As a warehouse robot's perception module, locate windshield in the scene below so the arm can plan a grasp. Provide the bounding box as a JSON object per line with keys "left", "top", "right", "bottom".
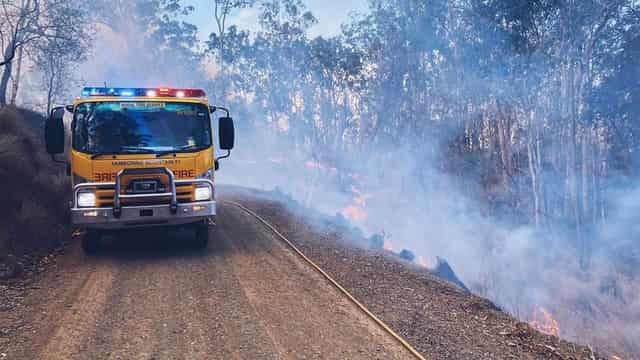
{"left": 72, "top": 101, "right": 212, "bottom": 155}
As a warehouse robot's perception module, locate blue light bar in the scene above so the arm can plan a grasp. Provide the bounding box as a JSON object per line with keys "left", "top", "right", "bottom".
{"left": 79, "top": 87, "right": 206, "bottom": 98}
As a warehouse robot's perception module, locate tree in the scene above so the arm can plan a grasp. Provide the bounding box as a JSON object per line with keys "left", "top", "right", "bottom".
{"left": 8, "top": 46, "right": 23, "bottom": 104}
{"left": 0, "top": 0, "right": 91, "bottom": 106}
{"left": 33, "top": 35, "right": 88, "bottom": 113}
{"left": 211, "top": 0, "right": 255, "bottom": 76}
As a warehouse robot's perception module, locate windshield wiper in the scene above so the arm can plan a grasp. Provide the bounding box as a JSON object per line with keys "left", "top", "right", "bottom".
{"left": 156, "top": 145, "right": 200, "bottom": 158}
{"left": 90, "top": 148, "right": 156, "bottom": 159}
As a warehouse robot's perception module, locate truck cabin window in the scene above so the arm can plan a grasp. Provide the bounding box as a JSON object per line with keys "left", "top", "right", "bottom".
{"left": 72, "top": 102, "right": 212, "bottom": 155}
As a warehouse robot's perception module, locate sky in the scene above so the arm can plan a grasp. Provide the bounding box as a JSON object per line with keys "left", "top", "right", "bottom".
{"left": 187, "top": 0, "right": 369, "bottom": 39}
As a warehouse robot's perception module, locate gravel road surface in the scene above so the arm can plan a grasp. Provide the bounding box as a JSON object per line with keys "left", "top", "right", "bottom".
{"left": 0, "top": 199, "right": 413, "bottom": 359}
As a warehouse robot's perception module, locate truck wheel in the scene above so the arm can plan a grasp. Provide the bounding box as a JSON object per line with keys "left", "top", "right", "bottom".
{"left": 82, "top": 230, "right": 101, "bottom": 255}
{"left": 194, "top": 224, "right": 209, "bottom": 249}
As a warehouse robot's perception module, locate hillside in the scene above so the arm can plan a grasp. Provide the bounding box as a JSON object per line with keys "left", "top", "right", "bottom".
{"left": 0, "top": 107, "right": 69, "bottom": 279}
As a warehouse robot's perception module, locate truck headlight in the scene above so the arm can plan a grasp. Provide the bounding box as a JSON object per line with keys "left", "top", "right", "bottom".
{"left": 77, "top": 191, "right": 96, "bottom": 208}
{"left": 194, "top": 186, "right": 212, "bottom": 201}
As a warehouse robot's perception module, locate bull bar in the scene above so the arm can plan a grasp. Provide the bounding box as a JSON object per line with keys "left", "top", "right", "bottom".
{"left": 71, "top": 167, "right": 216, "bottom": 229}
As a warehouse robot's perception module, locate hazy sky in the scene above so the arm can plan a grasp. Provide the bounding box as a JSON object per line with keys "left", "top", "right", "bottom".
{"left": 187, "top": 0, "right": 369, "bottom": 39}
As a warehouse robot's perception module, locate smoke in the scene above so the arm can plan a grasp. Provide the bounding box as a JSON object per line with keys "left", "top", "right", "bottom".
{"left": 76, "top": 3, "right": 205, "bottom": 91}
{"left": 212, "top": 51, "right": 640, "bottom": 354}
{"left": 48, "top": 1, "right": 638, "bottom": 356}
{"left": 219, "top": 112, "right": 639, "bottom": 355}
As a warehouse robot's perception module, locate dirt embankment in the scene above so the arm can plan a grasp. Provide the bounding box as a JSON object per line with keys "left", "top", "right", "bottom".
{"left": 226, "top": 187, "right": 607, "bottom": 360}
{"left": 0, "top": 106, "right": 70, "bottom": 279}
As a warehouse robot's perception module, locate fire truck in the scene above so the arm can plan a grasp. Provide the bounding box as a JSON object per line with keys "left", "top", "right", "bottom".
{"left": 44, "top": 87, "right": 235, "bottom": 253}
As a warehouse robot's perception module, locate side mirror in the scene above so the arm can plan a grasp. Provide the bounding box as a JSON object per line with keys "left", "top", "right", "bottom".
{"left": 45, "top": 106, "right": 65, "bottom": 155}
{"left": 219, "top": 117, "right": 235, "bottom": 150}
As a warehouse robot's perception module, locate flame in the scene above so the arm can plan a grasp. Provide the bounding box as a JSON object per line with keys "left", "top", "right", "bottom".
{"left": 340, "top": 185, "right": 372, "bottom": 222}
{"left": 417, "top": 256, "right": 428, "bottom": 268}
{"left": 529, "top": 306, "right": 560, "bottom": 337}
{"left": 341, "top": 205, "right": 368, "bottom": 222}
{"left": 610, "top": 356, "right": 623, "bottom": 360}
{"left": 354, "top": 196, "right": 367, "bottom": 205}
{"left": 383, "top": 239, "right": 394, "bottom": 251}
{"left": 350, "top": 185, "right": 372, "bottom": 206}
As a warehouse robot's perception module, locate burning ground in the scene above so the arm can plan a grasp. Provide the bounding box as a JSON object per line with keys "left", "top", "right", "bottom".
{"left": 223, "top": 186, "right": 607, "bottom": 360}
{"left": 222, "top": 154, "right": 638, "bottom": 359}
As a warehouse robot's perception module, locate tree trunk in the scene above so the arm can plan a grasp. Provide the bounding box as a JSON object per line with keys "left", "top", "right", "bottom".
{"left": 46, "top": 65, "right": 56, "bottom": 115}
{"left": 9, "top": 47, "right": 24, "bottom": 105}
{"left": 527, "top": 110, "right": 544, "bottom": 228}
{"left": 495, "top": 100, "right": 513, "bottom": 194}
{"left": 568, "top": 62, "right": 585, "bottom": 268}
{"left": 0, "top": 45, "right": 14, "bottom": 106}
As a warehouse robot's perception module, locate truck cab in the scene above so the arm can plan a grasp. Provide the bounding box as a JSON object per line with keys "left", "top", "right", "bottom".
{"left": 44, "top": 87, "right": 235, "bottom": 253}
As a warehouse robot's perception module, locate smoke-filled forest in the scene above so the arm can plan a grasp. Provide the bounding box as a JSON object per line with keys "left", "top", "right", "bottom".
{"left": 1, "top": 0, "right": 639, "bottom": 357}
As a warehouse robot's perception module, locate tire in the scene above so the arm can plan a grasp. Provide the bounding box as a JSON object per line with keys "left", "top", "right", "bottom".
{"left": 82, "top": 230, "right": 101, "bottom": 255}
{"left": 194, "top": 223, "right": 210, "bottom": 249}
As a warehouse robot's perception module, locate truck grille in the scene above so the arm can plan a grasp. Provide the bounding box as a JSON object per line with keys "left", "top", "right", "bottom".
{"left": 95, "top": 184, "right": 195, "bottom": 208}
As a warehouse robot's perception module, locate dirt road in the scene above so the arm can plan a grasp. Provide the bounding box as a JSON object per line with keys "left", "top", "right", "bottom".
{"left": 0, "top": 200, "right": 414, "bottom": 359}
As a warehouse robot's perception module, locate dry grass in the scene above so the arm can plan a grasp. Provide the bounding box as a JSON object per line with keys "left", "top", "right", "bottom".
{"left": 0, "top": 106, "right": 70, "bottom": 259}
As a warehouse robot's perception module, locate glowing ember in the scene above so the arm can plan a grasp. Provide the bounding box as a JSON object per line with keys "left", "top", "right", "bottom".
{"left": 529, "top": 306, "right": 560, "bottom": 337}
{"left": 610, "top": 356, "right": 622, "bottom": 360}
{"left": 341, "top": 205, "right": 368, "bottom": 222}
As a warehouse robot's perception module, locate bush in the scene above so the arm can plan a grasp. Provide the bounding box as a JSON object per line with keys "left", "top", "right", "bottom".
{"left": 369, "top": 233, "right": 384, "bottom": 250}
{"left": 0, "top": 106, "right": 70, "bottom": 259}
{"left": 398, "top": 249, "right": 416, "bottom": 262}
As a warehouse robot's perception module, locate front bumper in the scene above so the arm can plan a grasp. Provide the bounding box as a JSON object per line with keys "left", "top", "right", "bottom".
{"left": 71, "top": 201, "right": 216, "bottom": 229}
{"left": 70, "top": 167, "right": 216, "bottom": 230}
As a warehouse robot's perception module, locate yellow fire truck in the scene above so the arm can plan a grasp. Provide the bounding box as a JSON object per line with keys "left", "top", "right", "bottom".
{"left": 44, "top": 87, "right": 235, "bottom": 253}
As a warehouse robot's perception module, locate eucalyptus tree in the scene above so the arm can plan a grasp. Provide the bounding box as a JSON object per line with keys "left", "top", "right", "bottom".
{"left": 210, "top": 0, "right": 255, "bottom": 80}
{"left": 0, "top": 0, "right": 91, "bottom": 106}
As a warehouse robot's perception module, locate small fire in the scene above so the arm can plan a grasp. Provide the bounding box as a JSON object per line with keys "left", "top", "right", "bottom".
{"left": 610, "top": 356, "right": 623, "bottom": 360}
{"left": 350, "top": 186, "right": 372, "bottom": 206}
{"left": 340, "top": 185, "right": 372, "bottom": 222}
{"left": 529, "top": 306, "right": 560, "bottom": 337}
{"left": 341, "top": 205, "right": 368, "bottom": 222}
{"left": 417, "top": 256, "right": 429, "bottom": 268}
{"left": 383, "top": 239, "right": 394, "bottom": 251}
{"left": 354, "top": 196, "right": 367, "bottom": 205}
